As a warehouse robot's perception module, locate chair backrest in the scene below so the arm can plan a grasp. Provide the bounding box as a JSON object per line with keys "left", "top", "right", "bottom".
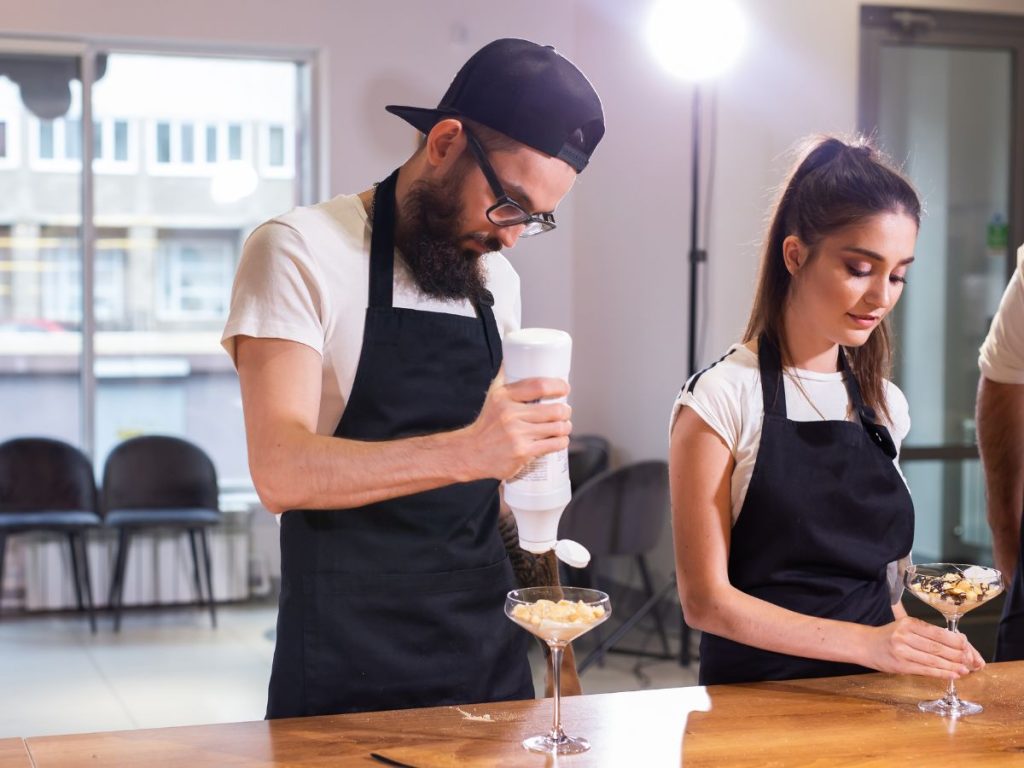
{"left": 101, "top": 435, "right": 219, "bottom": 515}
{"left": 568, "top": 434, "right": 611, "bottom": 493}
{"left": 0, "top": 437, "right": 98, "bottom": 513}
{"left": 557, "top": 459, "right": 669, "bottom": 557}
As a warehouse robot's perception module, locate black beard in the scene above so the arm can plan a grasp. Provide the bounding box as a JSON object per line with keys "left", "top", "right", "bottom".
{"left": 393, "top": 166, "right": 500, "bottom": 303}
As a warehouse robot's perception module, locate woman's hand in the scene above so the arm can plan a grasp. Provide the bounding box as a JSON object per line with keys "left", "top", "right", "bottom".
{"left": 865, "top": 616, "right": 985, "bottom": 679}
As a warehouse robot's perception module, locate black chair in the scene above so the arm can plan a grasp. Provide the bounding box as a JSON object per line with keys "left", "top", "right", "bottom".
{"left": 0, "top": 437, "right": 100, "bottom": 633}
{"left": 558, "top": 459, "right": 687, "bottom": 672}
{"left": 568, "top": 434, "right": 611, "bottom": 493}
{"left": 101, "top": 435, "right": 221, "bottom": 631}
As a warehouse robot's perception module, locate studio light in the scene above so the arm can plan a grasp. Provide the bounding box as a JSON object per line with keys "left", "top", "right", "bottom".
{"left": 647, "top": 0, "right": 747, "bottom": 376}
{"left": 647, "top": 0, "right": 747, "bottom": 83}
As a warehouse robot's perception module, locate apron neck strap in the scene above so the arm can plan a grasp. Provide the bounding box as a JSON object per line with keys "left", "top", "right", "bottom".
{"left": 757, "top": 334, "right": 788, "bottom": 416}
{"left": 839, "top": 348, "right": 898, "bottom": 458}
{"left": 837, "top": 347, "right": 867, "bottom": 412}
{"left": 368, "top": 168, "right": 401, "bottom": 309}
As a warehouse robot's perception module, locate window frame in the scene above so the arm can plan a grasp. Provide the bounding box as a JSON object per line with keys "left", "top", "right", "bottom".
{"left": 260, "top": 121, "right": 295, "bottom": 178}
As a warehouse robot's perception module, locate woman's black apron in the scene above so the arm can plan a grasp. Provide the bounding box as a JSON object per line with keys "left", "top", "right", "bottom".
{"left": 698, "top": 335, "right": 914, "bottom": 685}
{"left": 266, "top": 169, "right": 533, "bottom": 717}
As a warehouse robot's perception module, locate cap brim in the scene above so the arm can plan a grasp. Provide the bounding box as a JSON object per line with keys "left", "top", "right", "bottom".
{"left": 385, "top": 104, "right": 458, "bottom": 135}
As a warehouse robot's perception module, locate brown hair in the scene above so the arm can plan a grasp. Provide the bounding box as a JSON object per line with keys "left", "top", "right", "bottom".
{"left": 743, "top": 135, "right": 921, "bottom": 424}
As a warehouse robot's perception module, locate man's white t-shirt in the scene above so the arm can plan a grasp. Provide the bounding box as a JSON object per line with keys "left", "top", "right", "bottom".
{"left": 979, "top": 244, "right": 1024, "bottom": 385}
{"left": 221, "top": 194, "right": 522, "bottom": 436}
{"left": 670, "top": 343, "right": 912, "bottom": 524}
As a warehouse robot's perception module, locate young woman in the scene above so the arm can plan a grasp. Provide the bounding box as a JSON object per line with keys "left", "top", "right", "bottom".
{"left": 669, "top": 135, "right": 985, "bottom": 685}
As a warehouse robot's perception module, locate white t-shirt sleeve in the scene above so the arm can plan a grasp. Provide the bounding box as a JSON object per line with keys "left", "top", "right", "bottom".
{"left": 221, "top": 220, "right": 326, "bottom": 366}
{"left": 669, "top": 359, "right": 742, "bottom": 455}
{"left": 979, "top": 244, "right": 1024, "bottom": 384}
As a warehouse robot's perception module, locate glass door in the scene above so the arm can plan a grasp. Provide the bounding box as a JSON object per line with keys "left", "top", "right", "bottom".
{"left": 90, "top": 52, "right": 307, "bottom": 487}
{"left": 860, "top": 6, "right": 1024, "bottom": 563}
{"left": 0, "top": 50, "right": 85, "bottom": 447}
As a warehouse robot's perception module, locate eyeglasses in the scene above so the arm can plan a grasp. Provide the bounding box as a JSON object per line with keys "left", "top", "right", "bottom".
{"left": 463, "top": 129, "right": 556, "bottom": 237}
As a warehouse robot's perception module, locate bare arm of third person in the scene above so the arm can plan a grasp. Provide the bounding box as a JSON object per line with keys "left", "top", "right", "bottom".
{"left": 670, "top": 407, "right": 984, "bottom": 680}
{"left": 977, "top": 376, "right": 1024, "bottom": 584}
{"left": 235, "top": 336, "right": 571, "bottom": 514}
{"left": 498, "top": 494, "right": 582, "bottom": 696}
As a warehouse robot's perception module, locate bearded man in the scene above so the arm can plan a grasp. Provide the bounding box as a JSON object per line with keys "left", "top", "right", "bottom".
{"left": 222, "top": 38, "right": 605, "bottom": 718}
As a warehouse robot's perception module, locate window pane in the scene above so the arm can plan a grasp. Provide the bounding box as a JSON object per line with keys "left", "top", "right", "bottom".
{"left": 39, "top": 120, "right": 55, "bottom": 159}
{"left": 113, "top": 120, "right": 128, "bottom": 161}
{"left": 180, "top": 123, "right": 194, "bottom": 163}
{"left": 93, "top": 120, "right": 102, "bottom": 159}
{"left": 268, "top": 125, "right": 284, "bottom": 167}
{"left": 0, "top": 121, "right": 6, "bottom": 158}
{"left": 228, "top": 123, "right": 241, "bottom": 160}
{"left": 65, "top": 118, "right": 81, "bottom": 160}
{"left": 205, "top": 124, "right": 217, "bottom": 162}
{"left": 156, "top": 121, "right": 171, "bottom": 163}
{"left": 91, "top": 53, "right": 302, "bottom": 486}
{"left": 0, "top": 55, "right": 83, "bottom": 448}
{"left": 880, "top": 46, "right": 1012, "bottom": 562}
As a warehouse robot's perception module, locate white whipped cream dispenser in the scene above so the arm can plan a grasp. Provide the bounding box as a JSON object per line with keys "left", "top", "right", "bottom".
{"left": 501, "top": 328, "right": 590, "bottom": 568}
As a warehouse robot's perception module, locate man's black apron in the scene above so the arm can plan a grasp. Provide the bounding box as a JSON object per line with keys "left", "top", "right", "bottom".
{"left": 698, "top": 335, "right": 915, "bottom": 685}
{"left": 996, "top": 548, "right": 1024, "bottom": 660}
{"left": 266, "top": 169, "right": 533, "bottom": 717}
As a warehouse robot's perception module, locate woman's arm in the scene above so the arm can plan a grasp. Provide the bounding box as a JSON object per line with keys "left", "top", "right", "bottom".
{"left": 670, "top": 407, "right": 979, "bottom": 679}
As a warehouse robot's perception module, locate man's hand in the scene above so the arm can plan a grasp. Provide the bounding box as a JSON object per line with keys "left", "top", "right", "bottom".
{"left": 456, "top": 370, "right": 571, "bottom": 482}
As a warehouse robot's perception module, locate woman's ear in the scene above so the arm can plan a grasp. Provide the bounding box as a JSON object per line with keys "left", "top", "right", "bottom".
{"left": 424, "top": 118, "right": 465, "bottom": 169}
{"left": 782, "top": 235, "right": 807, "bottom": 276}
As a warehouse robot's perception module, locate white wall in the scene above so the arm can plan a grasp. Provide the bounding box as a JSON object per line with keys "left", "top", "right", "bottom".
{"left": 573, "top": 0, "right": 1024, "bottom": 468}
{"left": 4, "top": 0, "right": 1024, "bottom": 577}
{"left": 5, "top": 0, "right": 1024, "bottom": 456}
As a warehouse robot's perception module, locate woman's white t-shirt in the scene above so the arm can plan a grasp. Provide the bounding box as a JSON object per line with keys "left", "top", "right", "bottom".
{"left": 670, "top": 343, "right": 912, "bottom": 525}
{"left": 221, "top": 193, "right": 522, "bottom": 436}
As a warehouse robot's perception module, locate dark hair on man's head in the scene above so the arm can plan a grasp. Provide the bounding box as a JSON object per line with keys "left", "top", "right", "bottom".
{"left": 744, "top": 135, "right": 922, "bottom": 423}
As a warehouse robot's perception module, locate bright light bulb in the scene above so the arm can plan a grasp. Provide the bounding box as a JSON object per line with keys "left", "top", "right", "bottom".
{"left": 647, "top": 0, "right": 747, "bottom": 82}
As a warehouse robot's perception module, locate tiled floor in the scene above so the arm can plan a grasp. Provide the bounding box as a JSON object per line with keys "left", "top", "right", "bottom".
{"left": 0, "top": 602, "right": 697, "bottom": 739}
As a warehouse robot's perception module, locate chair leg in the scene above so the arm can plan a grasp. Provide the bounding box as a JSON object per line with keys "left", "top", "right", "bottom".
{"left": 74, "top": 533, "right": 98, "bottom": 635}
{"left": 0, "top": 533, "right": 6, "bottom": 616}
{"left": 199, "top": 529, "right": 217, "bottom": 629}
{"left": 583, "top": 559, "right": 605, "bottom": 669}
{"left": 67, "top": 532, "right": 84, "bottom": 611}
{"left": 637, "top": 555, "right": 672, "bottom": 657}
{"left": 110, "top": 529, "right": 131, "bottom": 632}
{"left": 580, "top": 579, "right": 677, "bottom": 674}
{"left": 187, "top": 530, "right": 205, "bottom": 608}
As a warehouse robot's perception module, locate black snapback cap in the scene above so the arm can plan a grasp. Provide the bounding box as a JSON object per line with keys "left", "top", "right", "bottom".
{"left": 386, "top": 38, "right": 604, "bottom": 173}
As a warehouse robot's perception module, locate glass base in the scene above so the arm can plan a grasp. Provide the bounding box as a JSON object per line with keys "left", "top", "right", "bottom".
{"left": 522, "top": 733, "right": 592, "bottom": 755}
{"left": 918, "top": 696, "right": 983, "bottom": 717}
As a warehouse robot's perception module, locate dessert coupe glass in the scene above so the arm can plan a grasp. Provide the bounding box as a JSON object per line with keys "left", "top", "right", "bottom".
{"left": 904, "top": 563, "right": 1003, "bottom": 716}
{"left": 505, "top": 586, "right": 611, "bottom": 754}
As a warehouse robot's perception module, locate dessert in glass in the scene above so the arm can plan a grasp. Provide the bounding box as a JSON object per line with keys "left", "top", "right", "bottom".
{"left": 903, "top": 563, "right": 1002, "bottom": 716}
{"left": 505, "top": 586, "right": 611, "bottom": 754}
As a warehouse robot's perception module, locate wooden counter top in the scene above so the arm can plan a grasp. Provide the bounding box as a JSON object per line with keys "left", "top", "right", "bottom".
{"left": 0, "top": 739, "right": 31, "bottom": 768}
{"left": 23, "top": 660, "right": 1024, "bottom": 766}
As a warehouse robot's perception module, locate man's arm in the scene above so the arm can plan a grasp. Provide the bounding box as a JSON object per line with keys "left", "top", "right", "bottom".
{"left": 235, "top": 336, "right": 571, "bottom": 514}
{"left": 977, "top": 376, "right": 1024, "bottom": 583}
{"left": 498, "top": 495, "right": 582, "bottom": 696}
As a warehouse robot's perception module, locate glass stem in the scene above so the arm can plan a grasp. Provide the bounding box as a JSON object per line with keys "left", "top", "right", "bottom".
{"left": 550, "top": 643, "right": 565, "bottom": 741}
{"left": 946, "top": 615, "right": 960, "bottom": 703}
